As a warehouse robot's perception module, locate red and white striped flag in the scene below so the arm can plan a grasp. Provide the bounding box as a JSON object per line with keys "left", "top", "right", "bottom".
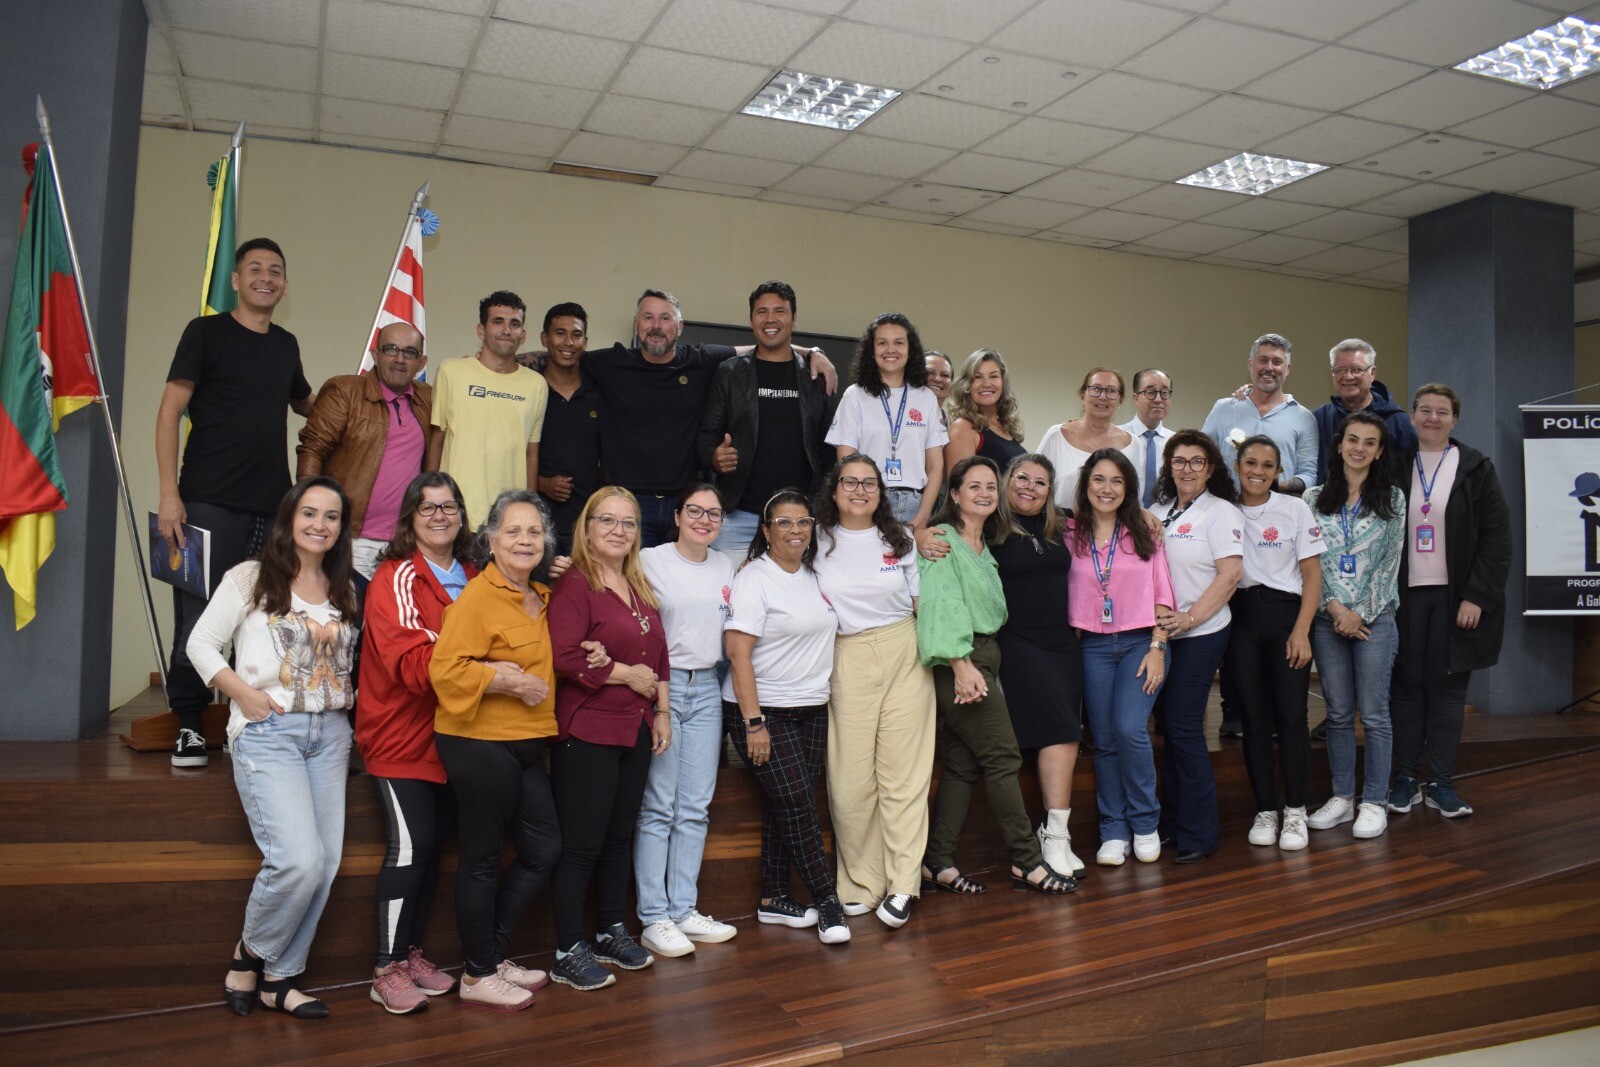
{"left": 358, "top": 183, "right": 435, "bottom": 374}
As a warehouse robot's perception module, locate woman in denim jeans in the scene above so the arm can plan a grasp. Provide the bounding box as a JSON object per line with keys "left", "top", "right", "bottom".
{"left": 1304, "top": 411, "right": 1406, "bottom": 841}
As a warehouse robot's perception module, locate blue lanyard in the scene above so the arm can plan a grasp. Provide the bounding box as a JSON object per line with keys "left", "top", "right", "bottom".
{"left": 879, "top": 386, "right": 909, "bottom": 458}
{"left": 1414, "top": 445, "right": 1452, "bottom": 513}
{"left": 1089, "top": 521, "right": 1120, "bottom": 593}
{"left": 1339, "top": 501, "right": 1362, "bottom": 546}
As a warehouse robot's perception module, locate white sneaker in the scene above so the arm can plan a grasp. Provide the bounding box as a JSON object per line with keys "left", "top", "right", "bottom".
{"left": 1351, "top": 802, "right": 1388, "bottom": 839}
{"left": 1132, "top": 833, "right": 1161, "bottom": 863}
{"left": 1307, "top": 796, "right": 1354, "bottom": 830}
{"left": 1248, "top": 811, "right": 1279, "bottom": 846}
{"left": 1279, "top": 807, "right": 1308, "bottom": 851}
{"left": 840, "top": 901, "right": 875, "bottom": 917}
{"left": 1096, "top": 839, "right": 1130, "bottom": 866}
{"left": 677, "top": 910, "right": 737, "bottom": 943}
{"left": 640, "top": 919, "right": 694, "bottom": 958}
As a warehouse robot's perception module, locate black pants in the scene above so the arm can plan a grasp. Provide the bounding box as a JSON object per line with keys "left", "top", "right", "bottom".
{"left": 167, "top": 501, "right": 269, "bottom": 731}
{"left": 1228, "top": 587, "right": 1311, "bottom": 812}
{"left": 434, "top": 733, "right": 562, "bottom": 978}
{"left": 550, "top": 724, "right": 653, "bottom": 951}
{"left": 1391, "top": 586, "right": 1471, "bottom": 784}
{"left": 370, "top": 776, "right": 454, "bottom": 966}
{"left": 724, "top": 701, "right": 835, "bottom": 902}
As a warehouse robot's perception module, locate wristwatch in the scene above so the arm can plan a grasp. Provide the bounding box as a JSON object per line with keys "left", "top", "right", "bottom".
{"left": 744, "top": 714, "right": 767, "bottom": 730}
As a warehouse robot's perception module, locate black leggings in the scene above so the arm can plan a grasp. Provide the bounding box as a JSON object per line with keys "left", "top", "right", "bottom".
{"left": 371, "top": 776, "right": 454, "bottom": 966}
{"left": 1228, "top": 586, "right": 1311, "bottom": 812}
{"left": 434, "top": 733, "right": 562, "bottom": 978}
{"left": 1391, "top": 585, "right": 1471, "bottom": 783}
{"left": 550, "top": 724, "right": 653, "bottom": 951}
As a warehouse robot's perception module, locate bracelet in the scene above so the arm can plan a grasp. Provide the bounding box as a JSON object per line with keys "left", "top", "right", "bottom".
{"left": 654, "top": 708, "right": 669, "bottom": 716}
{"left": 745, "top": 722, "right": 768, "bottom": 733}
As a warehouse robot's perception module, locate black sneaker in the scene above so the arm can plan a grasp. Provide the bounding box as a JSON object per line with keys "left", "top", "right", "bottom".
{"left": 1217, "top": 719, "right": 1243, "bottom": 739}
{"left": 876, "top": 893, "right": 912, "bottom": 929}
{"left": 757, "top": 894, "right": 818, "bottom": 928}
{"left": 593, "top": 924, "right": 653, "bottom": 970}
{"left": 171, "top": 727, "right": 208, "bottom": 768}
{"left": 550, "top": 941, "right": 615, "bottom": 991}
{"left": 816, "top": 896, "right": 851, "bottom": 945}
{"left": 1310, "top": 719, "right": 1329, "bottom": 743}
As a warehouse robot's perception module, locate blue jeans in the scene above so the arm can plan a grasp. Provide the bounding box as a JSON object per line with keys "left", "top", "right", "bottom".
{"left": 1157, "top": 627, "right": 1228, "bottom": 855}
{"left": 635, "top": 668, "right": 725, "bottom": 923}
{"left": 886, "top": 487, "right": 922, "bottom": 525}
{"left": 230, "top": 712, "right": 352, "bottom": 977}
{"left": 711, "top": 508, "right": 761, "bottom": 560}
{"left": 1312, "top": 611, "right": 1398, "bottom": 804}
{"left": 1081, "top": 629, "right": 1165, "bottom": 840}
{"left": 636, "top": 492, "right": 677, "bottom": 549}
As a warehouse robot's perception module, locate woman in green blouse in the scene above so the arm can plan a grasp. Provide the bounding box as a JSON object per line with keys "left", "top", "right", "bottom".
{"left": 917, "top": 455, "right": 1075, "bottom": 896}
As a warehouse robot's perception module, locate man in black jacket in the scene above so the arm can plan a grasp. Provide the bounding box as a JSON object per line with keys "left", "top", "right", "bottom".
{"left": 698, "top": 281, "right": 837, "bottom": 555}
{"left": 1312, "top": 338, "right": 1417, "bottom": 484}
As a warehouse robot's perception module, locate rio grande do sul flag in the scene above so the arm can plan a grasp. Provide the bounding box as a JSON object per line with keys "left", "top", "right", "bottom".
{"left": 0, "top": 141, "right": 101, "bottom": 628}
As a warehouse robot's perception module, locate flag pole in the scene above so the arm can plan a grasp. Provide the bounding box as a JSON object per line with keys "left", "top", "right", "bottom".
{"left": 35, "top": 96, "right": 168, "bottom": 695}
{"left": 230, "top": 119, "right": 244, "bottom": 202}
{"left": 358, "top": 181, "right": 428, "bottom": 367}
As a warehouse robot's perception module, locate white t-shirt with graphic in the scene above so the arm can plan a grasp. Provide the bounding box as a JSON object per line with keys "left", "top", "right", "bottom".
{"left": 1154, "top": 491, "right": 1243, "bottom": 638}
{"left": 812, "top": 524, "right": 919, "bottom": 635}
{"left": 641, "top": 543, "right": 734, "bottom": 671}
{"left": 721, "top": 555, "right": 837, "bottom": 707}
{"left": 825, "top": 384, "right": 949, "bottom": 490}
{"left": 1236, "top": 493, "right": 1327, "bottom": 596}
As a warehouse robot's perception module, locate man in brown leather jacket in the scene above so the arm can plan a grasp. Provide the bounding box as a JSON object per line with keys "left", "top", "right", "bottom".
{"left": 296, "top": 322, "right": 430, "bottom": 577}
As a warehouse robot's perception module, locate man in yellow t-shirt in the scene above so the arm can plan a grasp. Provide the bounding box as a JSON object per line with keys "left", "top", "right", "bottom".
{"left": 425, "top": 290, "right": 549, "bottom": 528}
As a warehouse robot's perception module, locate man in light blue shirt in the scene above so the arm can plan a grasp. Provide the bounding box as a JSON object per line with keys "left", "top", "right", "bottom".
{"left": 1202, "top": 332, "right": 1319, "bottom": 494}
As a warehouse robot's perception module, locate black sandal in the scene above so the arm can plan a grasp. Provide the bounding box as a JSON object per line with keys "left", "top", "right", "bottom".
{"left": 1011, "top": 865, "right": 1077, "bottom": 895}
{"left": 921, "top": 864, "right": 987, "bottom": 895}
{"left": 224, "top": 941, "right": 264, "bottom": 1016}
{"left": 258, "top": 975, "right": 330, "bottom": 1019}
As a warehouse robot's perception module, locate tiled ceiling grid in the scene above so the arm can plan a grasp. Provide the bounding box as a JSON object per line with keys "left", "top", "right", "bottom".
{"left": 140, "top": 0, "right": 1600, "bottom": 291}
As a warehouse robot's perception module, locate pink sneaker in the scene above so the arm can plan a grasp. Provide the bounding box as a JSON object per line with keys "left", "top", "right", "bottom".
{"left": 496, "top": 958, "right": 549, "bottom": 992}
{"left": 458, "top": 972, "right": 534, "bottom": 1012}
{"left": 403, "top": 947, "right": 458, "bottom": 995}
{"left": 370, "top": 965, "right": 428, "bottom": 1015}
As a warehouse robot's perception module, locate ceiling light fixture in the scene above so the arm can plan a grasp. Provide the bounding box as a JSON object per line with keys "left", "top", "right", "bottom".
{"left": 1176, "top": 151, "right": 1328, "bottom": 196}
{"left": 1456, "top": 15, "right": 1600, "bottom": 89}
{"left": 742, "top": 69, "right": 900, "bottom": 131}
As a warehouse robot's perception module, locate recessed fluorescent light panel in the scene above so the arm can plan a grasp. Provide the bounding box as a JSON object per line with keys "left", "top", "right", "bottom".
{"left": 1176, "top": 152, "right": 1328, "bottom": 196}
{"left": 742, "top": 70, "right": 900, "bottom": 131}
{"left": 1456, "top": 16, "right": 1600, "bottom": 90}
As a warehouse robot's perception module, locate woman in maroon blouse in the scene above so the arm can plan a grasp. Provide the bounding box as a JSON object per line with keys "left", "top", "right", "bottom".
{"left": 546, "top": 487, "right": 672, "bottom": 992}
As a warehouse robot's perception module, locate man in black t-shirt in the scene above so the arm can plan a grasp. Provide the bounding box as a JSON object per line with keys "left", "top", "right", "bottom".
{"left": 532, "top": 301, "right": 602, "bottom": 555}
{"left": 154, "top": 238, "right": 314, "bottom": 768}
{"left": 698, "top": 281, "right": 836, "bottom": 555}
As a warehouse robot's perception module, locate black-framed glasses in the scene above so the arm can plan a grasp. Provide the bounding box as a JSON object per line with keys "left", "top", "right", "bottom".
{"left": 769, "top": 517, "right": 816, "bottom": 532}
{"left": 377, "top": 343, "right": 424, "bottom": 360}
{"left": 416, "top": 501, "right": 461, "bottom": 517}
{"left": 590, "top": 514, "right": 640, "bottom": 533}
{"left": 838, "top": 476, "right": 881, "bottom": 492}
{"left": 1136, "top": 388, "right": 1173, "bottom": 400}
{"left": 1084, "top": 385, "right": 1122, "bottom": 398}
{"left": 1169, "top": 456, "right": 1209, "bottom": 472}
{"left": 683, "top": 504, "right": 724, "bottom": 522}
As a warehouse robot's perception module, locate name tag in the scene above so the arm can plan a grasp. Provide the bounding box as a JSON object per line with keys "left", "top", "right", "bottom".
{"left": 1101, "top": 596, "right": 1115, "bottom": 626}
{"left": 883, "top": 457, "right": 904, "bottom": 483}
{"left": 1339, "top": 553, "right": 1358, "bottom": 577}
{"left": 1415, "top": 524, "right": 1435, "bottom": 553}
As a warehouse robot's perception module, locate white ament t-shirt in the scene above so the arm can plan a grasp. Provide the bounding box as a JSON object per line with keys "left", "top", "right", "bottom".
{"left": 721, "top": 555, "right": 837, "bottom": 707}
{"left": 825, "top": 383, "right": 949, "bottom": 490}
{"left": 812, "top": 524, "right": 920, "bottom": 635}
{"left": 1153, "top": 491, "right": 1243, "bottom": 638}
{"left": 1236, "top": 492, "right": 1327, "bottom": 595}
{"left": 641, "top": 543, "right": 735, "bottom": 671}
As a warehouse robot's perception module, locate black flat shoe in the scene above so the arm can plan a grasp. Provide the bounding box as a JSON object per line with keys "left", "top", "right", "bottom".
{"left": 1174, "top": 850, "right": 1205, "bottom": 865}
{"left": 258, "top": 975, "right": 330, "bottom": 1019}
{"left": 921, "top": 864, "right": 987, "bottom": 894}
{"left": 223, "top": 941, "right": 263, "bottom": 1016}
{"left": 1011, "top": 865, "right": 1076, "bottom": 895}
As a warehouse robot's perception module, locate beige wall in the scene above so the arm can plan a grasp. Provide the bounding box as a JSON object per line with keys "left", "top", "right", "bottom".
{"left": 109, "top": 126, "right": 1410, "bottom": 707}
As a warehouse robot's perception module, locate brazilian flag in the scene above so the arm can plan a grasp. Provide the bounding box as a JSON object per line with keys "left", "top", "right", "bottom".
{"left": 199, "top": 131, "right": 240, "bottom": 316}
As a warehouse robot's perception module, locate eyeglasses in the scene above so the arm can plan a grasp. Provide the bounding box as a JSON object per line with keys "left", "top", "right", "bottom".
{"left": 768, "top": 517, "right": 815, "bottom": 532}
{"left": 1011, "top": 472, "right": 1050, "bottom": 490}
{"left": 1084, "top": 385, "right": 1122, "bottom": 398}
{"left": 1135, "top": 388, "right": 1173, "bottom": 400}
{"left": 838, "top": 476, "right": 881, "bottom": 492}
{"left": 1169, "top": 456, "right": 1209, "bottom": 472}
{"left": 1332, "top": 366, "right": 1370, "bottom": 378}
{"left": 416, "top": 501, "right": 461, "bottom": 517}
{"left": 377, "top": 343, "right": 424, "bottom": 360}
{"left": 683, "top": 504, "right": 724, "bottom": 522}
{"left": 589, "top": 515, "right": 640, "bottom": 533}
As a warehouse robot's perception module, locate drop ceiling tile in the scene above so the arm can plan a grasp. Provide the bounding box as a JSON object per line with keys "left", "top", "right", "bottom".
{"left": 1025, "top": 169, "right": 1160, "bottom": 206}
{"left": 585, "top": 95, "right": 725, "bottom": 147}
{"left": 789, "top": 22, "right": 969, "bottom": 91}
{"left": 1345, "top": 277, "right": 1406, "bottom": 291}
{"left": 1056, "top": 209, "right": 1180, "bottom": 243}
{"left": 1112, "top": 183, "right": 1247, "bottom": 220}
{"left": 764, "top": 0, "right": 852, "bottom": 13}
{"left": 1254, "top": 115, "right": 1420, "bottom": 165}
{"left": 654, "top": 174, "right": 762, "bottom": 198}
{"left": 1137, "top": 220, "right": 1258, "bottom": 254}
{"left": 493, "top": 0, "right": 669, "bottom": 39}
{"left": 990, "top": 0, "right": 1194, "bottom": 69}
{"left": 1446, "top": 152, "right": 1592, "bottom": 193}
{"left": 146, "top": 33, "right": 178, "bottom": 75}
{"left": 439, "top": 146, "right": 552, "bottom": 171}
{"left": 1285, "top": 245, "right": 1403, "bottom": 275}
{"left": 852, "top": 0, "right": 1035, "bottom": 42}
{"left": 321, "top": 97, "right": 445, "bottom": 142}
{"left": 1450, "top": 95, "right": 1600, "bottom": 150}
{"left": 760, "top": 189, "right": 857, "bottom": 211}
{"left": 1353, "top": 226, "right": 1408, "bottom": 253}
{"left": 319, "top": 132, "right": 439, "bottom": 154}
{"left": 1208, "top": 0, "right": 1410, "bottom": 40}
{"left": 170, "top": 32, "right": 319, "bottom": 91}
{"left": 1578, "top": 251, "right": 1600, "bottom": 269}
{"left": 454, "top": 75, "right": 597, "bottom": 127}
{"left": 142, "top": 75, "right": 185, "bottom": 119}
{"left": 945, "top": 218, "right": 1040, "bottom": 237}
{"left": 861, "top": 94, "right": 1023, "bottom": 150}
{"left": 611, "top": 47, "right": 772, "bottom": 110}
{"left": 1040, "top": 72, "right": 1213, "bottom": 132}
{"left": 920, "top": 153, "right": 1060, "bottom": 192}
{"left": 973, "top": 116, "right": 1131, "bottom": 168}
{"left": 646, "top": 0, "right": 825, "bottom": 64}
{"left": 878, "top": 182, "right": 1002, "bottom": 215}
{"left": 159, "top": 0, "right": 322, "bottom": 46}
{"left": 668, "top": 149, "right": 798, "bottom": 186}
{"left": 322, "top": 54, "right": 461, "bottom": 111}
{"left": 325, "top": 0, "right": 482, "bottom": 67}
{"left": 1340, "top": 0, "right": 1559, "bottom": 66}
{"left": 1121, "top": 21, "right": 1321, "bottom": 92}
{"left": 472, "top": 23, "right": 630, "bottom": 90}
{"left": 921, "top": 50, "right": 1087, "bottom": 114}
{"left": 1352, "top": 259, "right": 1410, "bottom": 284}
{"left": 1266, "top": 167, "right": 1418, "bottom": 208}
{"left": 773, "top": 167, "right": 904, "bottom": 202}
{"left": 1190, "top": 253, "right": 1261, "bottom": 270}
{"left": 193, "top": 119, "right": 312, "bottom": 139}
{"left": 1153, "top": 95, "right": 1321, "bottom": 148}
{"left": 1239, "top": 45, "right": 1429, "bottom": 112}
{"left": 1347, "top": 70, "right": 1531, "bottom": 130}
{"left": 1213, "top": 233, "right": 1335, "bottom": 264}
{"left": 557, "top": 132, "right": 688, "bottom": 174}
{"left": 1355, "top": 135, "right": 1511, "bottom": 181}
{"left": 1538, "top": 127, "right": 1600, "bottom": 165}
{"left": 1035, "top": 231, "right": 1123, "bottom": 249}
{"left": 701, "top": 114, "right": 844, "bottom": 162}
{"left": 1521, "top": 169, "right": 1600, "bottom": 210}
{"left": 1121, "top": 244, "right": 1201, "bottom": 260}
{"left": 856, "top": 204, "right": 951, "bottom": 224}
{"left": 962, "top": 196, "right": 1092, "bottom": 229}
{"left": 814, "top": 135, "right": 958, "bottom": 179}
{"left": 1276, "top": 209, "right": 1398, "bottom": 243}
{"left": 1157, "top": 0, "right": 1227, "bottom": 10}
{"left": 1575, "top": 211, "right": 1600, "bottom": 242}
{"left": 442, "top": 114, "right": 572, "bottom": 156}
{"left": 1078, "top": 135, "right": 1235, "bottom": 181}
{"left": 1199, "top": 198, "right": 1333, "bottom": 230}
{"left": 1356, "top": 182, "right": 1479, "bottom": 218}
{"left": 1550, "top": 68, "right": 1600, "bottom": 107}
{"left": 388, "top": 0, "right": 491, "bottom": 13}
{"left": 184, "top": 80, "right": 315, "bottom": 128}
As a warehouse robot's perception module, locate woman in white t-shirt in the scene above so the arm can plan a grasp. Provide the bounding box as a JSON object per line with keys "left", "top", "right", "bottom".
{"left": 723, "top": 489, "right": 849, "bottom": 946}
{"left": 812, "top": 454, "right": 934, "bottom": 930}
{"left": 634, "top": 484, "right": 738, "bottom": 959}
{"left": 1149, "top": 431, "right": 1243, "bottom": 865}
{"left": 1227, "top": 436, "right": 1326, "bottom": 854}
{"left": 1035, "top": 367, "right": 1145, "bottom": 509}
{"left": 825, "top": 312, "right": 949, "bottom": 529}
{"left": 189, "top": 477, "right": 360, "bottom": 1021}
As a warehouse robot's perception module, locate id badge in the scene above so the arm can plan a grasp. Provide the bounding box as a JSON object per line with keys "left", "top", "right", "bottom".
{"left": 1101, "top": 596, "right": 1114, "bottom": 625}
{"left": 1339, "top": 553, "right": 1358, "bottom": 576}
{"left": 884, "top": 457, "right": 904, "bottom": 483}
{"left": 1415, "top": 524, "right": 1435, "bottom": 553}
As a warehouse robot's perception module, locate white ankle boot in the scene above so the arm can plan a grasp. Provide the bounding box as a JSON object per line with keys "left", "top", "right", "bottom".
{"left": 1038, "top": 808, "right": 1086, "bottom": 877}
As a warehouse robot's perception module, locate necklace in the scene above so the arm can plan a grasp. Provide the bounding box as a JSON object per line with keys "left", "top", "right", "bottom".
{"left": 625, "top": 584, "right": 651, "bottom": 635}
{"left": 1240, "top": 497, "right": 1271, "bottom": 519}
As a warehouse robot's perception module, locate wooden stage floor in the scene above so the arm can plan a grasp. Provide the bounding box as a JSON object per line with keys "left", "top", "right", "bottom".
{"left": 1, "top": 691, "right": 1597, "bottom": 1065}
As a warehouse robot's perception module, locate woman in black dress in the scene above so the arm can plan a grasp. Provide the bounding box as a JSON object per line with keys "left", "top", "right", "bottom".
{"left": 942, "top": 349, "right": 1026, "bottom": 478}
{"left": 992, "top": 453, "right": 1085, "bottom": 878}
